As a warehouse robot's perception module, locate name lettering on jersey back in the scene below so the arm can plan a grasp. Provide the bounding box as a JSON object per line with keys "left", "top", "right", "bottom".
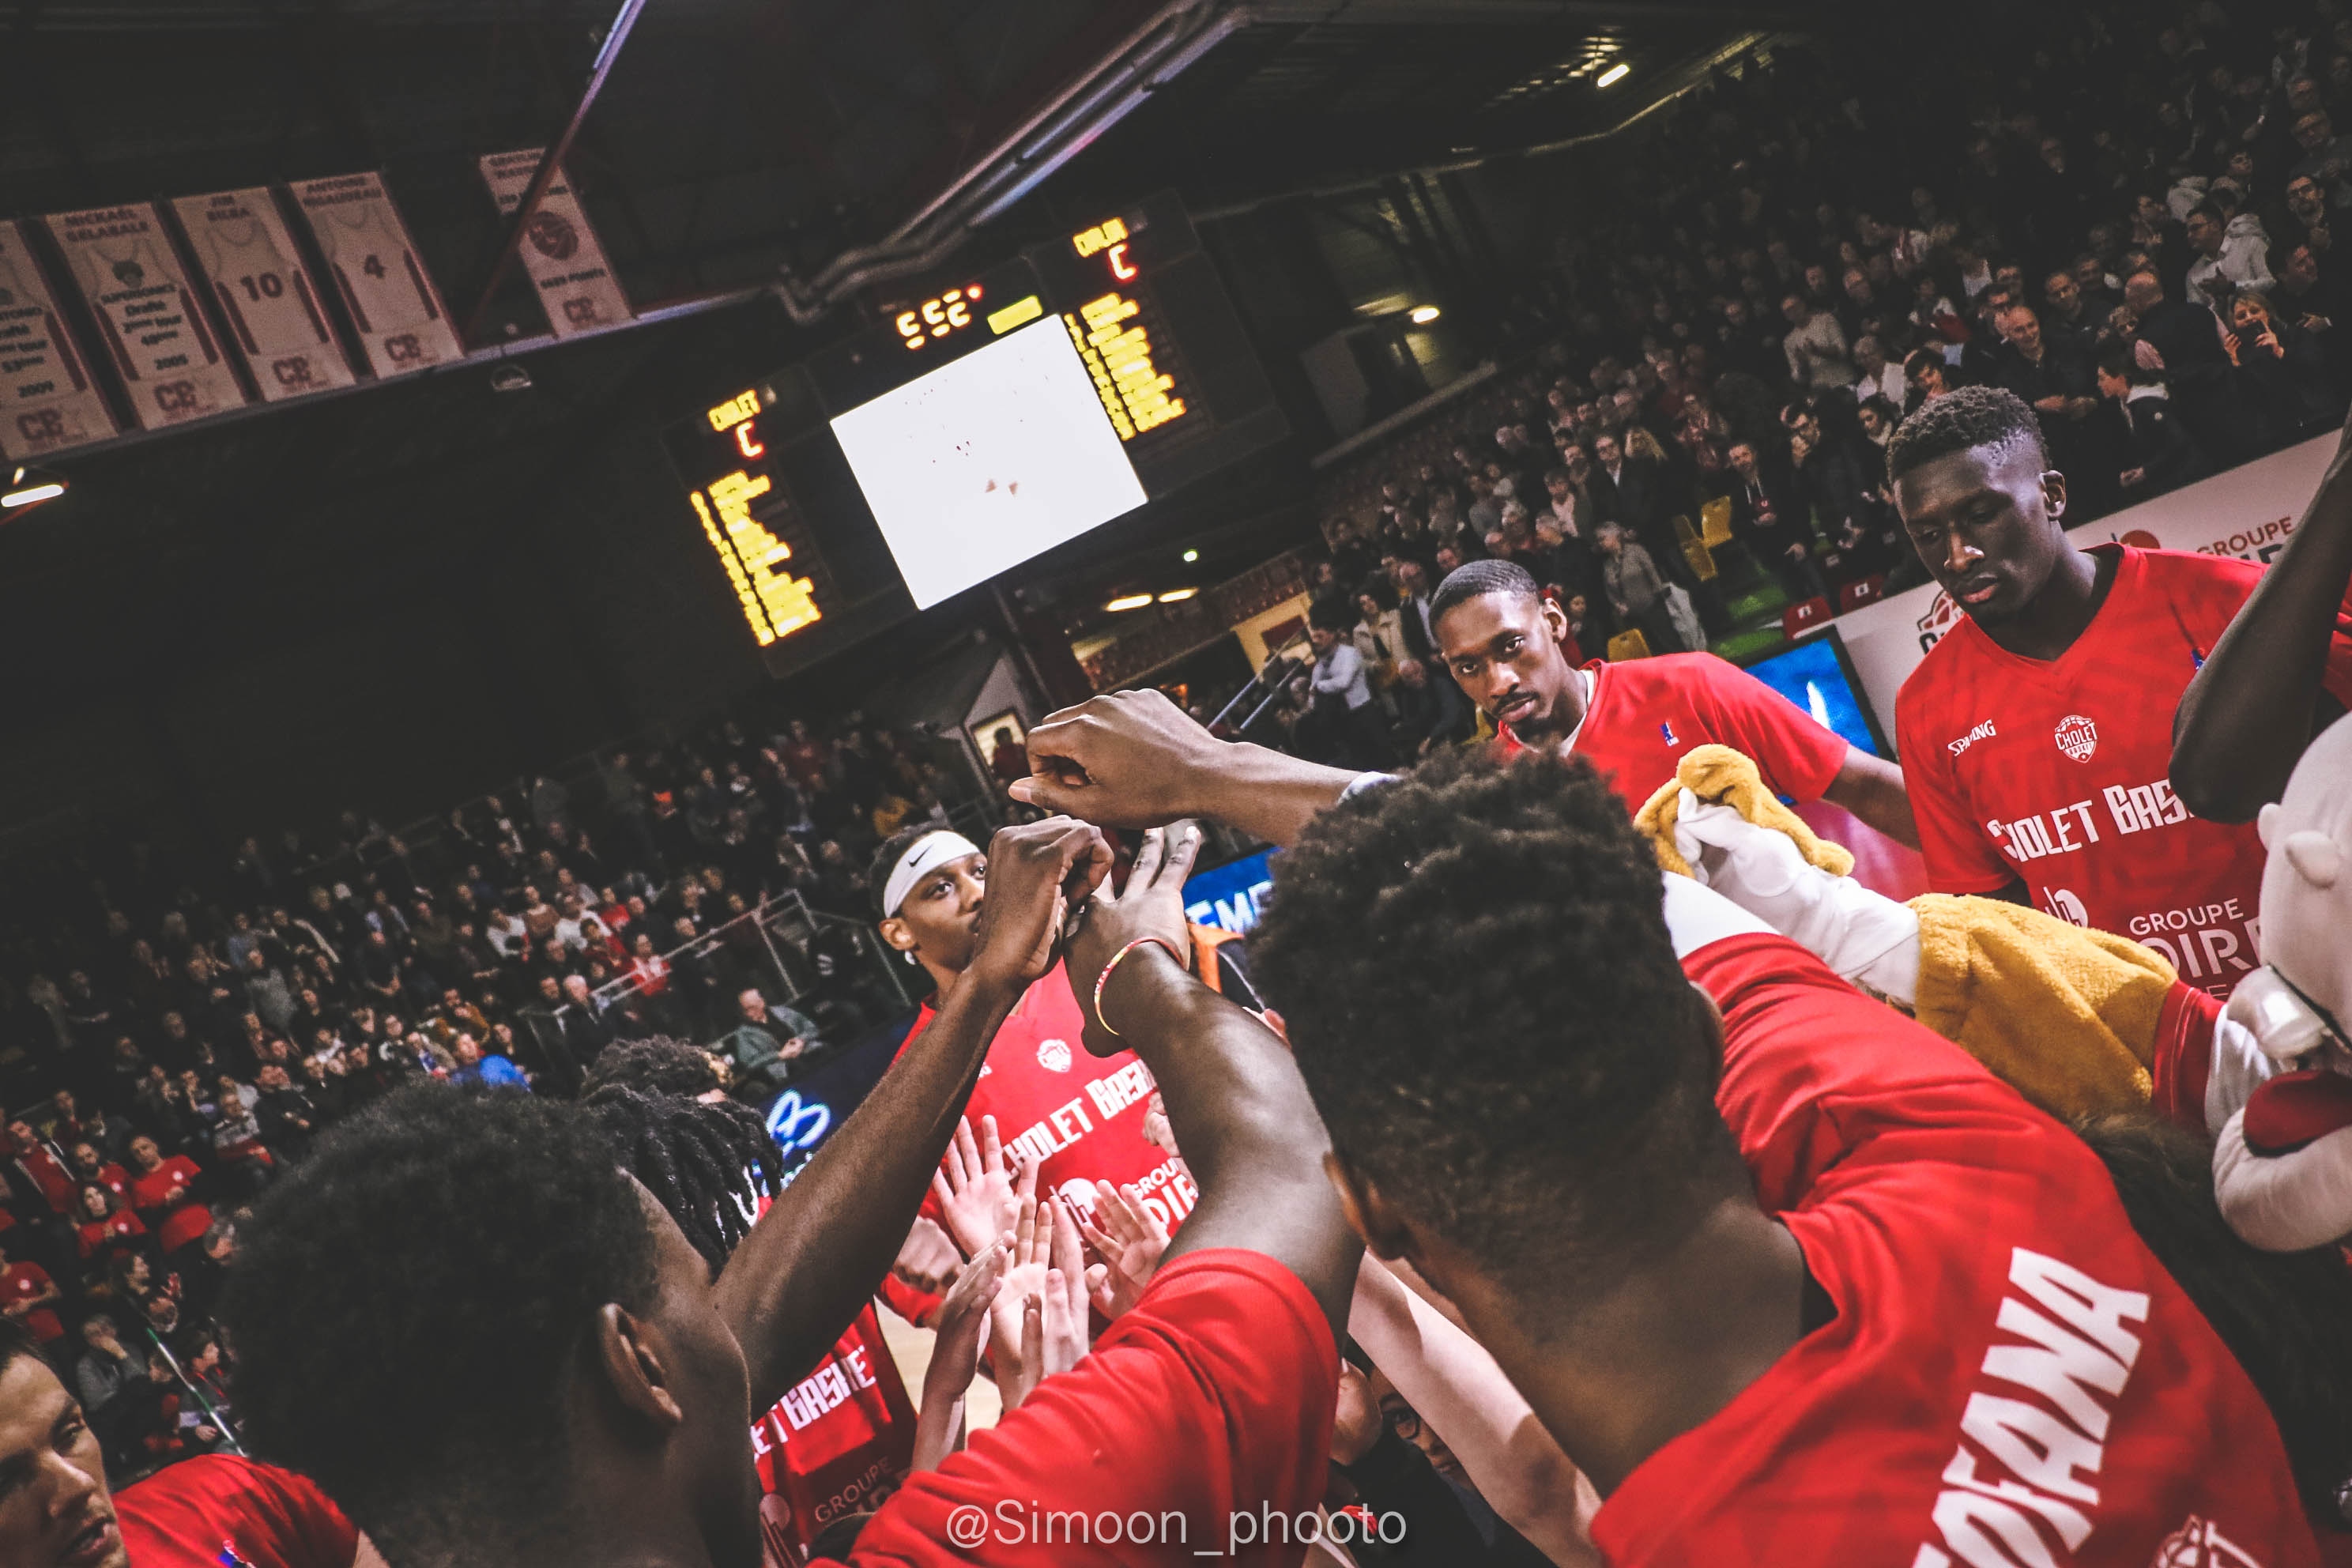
{"left": 753, "top": 1344, "right": 879, "bottom": 1440}
{"left": 1911, "top": 1248, "right": 2150, "bottom": 1568}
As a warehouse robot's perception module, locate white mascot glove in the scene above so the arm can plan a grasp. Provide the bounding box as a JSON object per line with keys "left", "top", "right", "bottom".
{"left": 2212, "top": 1102, "right": 2352, "bottom": 1253}
{"left": 1672, "top": 793, "right": 1921, "bottom": 1005}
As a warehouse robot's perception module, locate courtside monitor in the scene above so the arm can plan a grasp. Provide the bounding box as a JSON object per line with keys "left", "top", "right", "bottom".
{"left": 826, "top": 315, "right": 1147, "bottom": 610}
{"left": 1741, "top": 625, "right": 1891, "bottom": 760}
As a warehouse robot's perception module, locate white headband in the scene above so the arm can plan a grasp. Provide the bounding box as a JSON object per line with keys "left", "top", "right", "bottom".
{"left": 881, "top": 831, "right": 982, "bottom": 919}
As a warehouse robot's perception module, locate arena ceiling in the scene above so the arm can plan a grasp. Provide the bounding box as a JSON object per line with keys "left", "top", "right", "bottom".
{"left": 0, "top": 0, "right": 1818, "bottom": 784}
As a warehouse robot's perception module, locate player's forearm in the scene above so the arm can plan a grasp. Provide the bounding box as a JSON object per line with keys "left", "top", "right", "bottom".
{"left": 1822, "top": 751, "right": 1920, "bottom": 849}
{"left": 1104, "top": 947, "right": 1360, "bottom": 1334}
{"left": 1350, "top": 1259, "right": 1599, "bottom": 1567}
{"left": 2172, "top": 447, "right": 2352, "bottom": 821}
{"left": 1188, "top": 740, "right": 1360, "bottom": 848}
{"left": 716, "top": 971, "right": 1015, "bottom": 1408}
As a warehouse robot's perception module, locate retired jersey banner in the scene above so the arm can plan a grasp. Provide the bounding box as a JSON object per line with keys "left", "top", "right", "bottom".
{"left": 40, "top": 203, "right": 248, "bottom": 431}
{"left": 170, "top": 187, "right": 356, "bottom": 402}
{"left": 0, "top": 219, "right": 118, "bottom": 459}
{"left": 291, "top": 172, "right": 463, "bottom": 376}
{"left": 1830, "top": 432, "right": 2339, "bottom": 748}
{"left": 477, "top": 149, "right": 632, "bottom": 337}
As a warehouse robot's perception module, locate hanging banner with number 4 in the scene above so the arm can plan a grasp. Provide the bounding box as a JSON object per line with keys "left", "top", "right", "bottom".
{"left": 170, "top": 187, "right": 357, "bottom": 401}
{"left": 289, "top": 172, "right": 463, "bottom": 378}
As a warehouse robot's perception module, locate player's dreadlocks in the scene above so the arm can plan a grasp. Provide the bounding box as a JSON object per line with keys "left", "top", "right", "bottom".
{"left": 583, "top": 1077, "right": 786, "bottom": 1270}
{"left": 2075, "top": 1112, "right": 2352, "bottom": 1527}
{"left": 582, "top": 1035, "right": 726, "bottom": 1099}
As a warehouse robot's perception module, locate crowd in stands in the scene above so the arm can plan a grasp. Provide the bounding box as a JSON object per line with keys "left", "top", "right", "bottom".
{"left": 1281, "top": 0, "right": 2352, "bottom": 771}
{"left": 0, "top": 703, "right": 989, "bottom": 1483}
{"left": 15, "top": 0, "right": 2352, "bottom": 1557}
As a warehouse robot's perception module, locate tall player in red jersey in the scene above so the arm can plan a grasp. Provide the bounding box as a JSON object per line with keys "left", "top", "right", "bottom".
{"left": 1890, "top": 386, "right": 2352, "bottom": 997}
{"left": 1246, "top": 749, "right": 2329, "bottom": 1566}
{"left": 867, "top": 826, "right": 1202, "bottom": 1325}
{"left": 1426, "top": 559, "right": 1918, "bottom": 848}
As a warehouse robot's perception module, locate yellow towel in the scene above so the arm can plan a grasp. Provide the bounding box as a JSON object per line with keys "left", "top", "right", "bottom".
{"left": 1631, "top": 744, "right": 1854, "bottom": 879}
{"left": 1628, "top": 744, "right": 2171, "bottom": 1119}
{"left": 1906, "top": 895, "right": 2168, "bottom": 1118}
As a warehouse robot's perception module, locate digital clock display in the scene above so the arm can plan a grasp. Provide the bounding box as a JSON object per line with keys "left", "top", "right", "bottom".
{"left": 895, "top": 283, "right": 985, "bottom": 351}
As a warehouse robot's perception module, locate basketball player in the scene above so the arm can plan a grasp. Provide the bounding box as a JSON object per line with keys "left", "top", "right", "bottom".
{"left": 867, "top": 824, "right": 1223, "bottom": 1323}
{"left": 1427, "top": 560, "right": 1917, "bottom": 846}
{"left": 219, "top": 816, "right": 1358, "bottom": 1567}
{"left": 1889, "top": 386, "right": 2352, "bottom": 997}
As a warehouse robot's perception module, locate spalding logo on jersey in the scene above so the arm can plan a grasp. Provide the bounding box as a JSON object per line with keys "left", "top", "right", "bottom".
{"left": 1036, "top": 1038, "right": 1072, "bottom": 1073}
{"left": 2054, "top": 714, "right": 2099, "bottom": 762}
{"left": 2042, "top": 888, "right": 2089, "bottom": 926}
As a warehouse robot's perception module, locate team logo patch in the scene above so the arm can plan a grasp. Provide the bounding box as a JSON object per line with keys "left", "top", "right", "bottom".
{"left": 2043, "top": 888, "right": 2088, "bottom": 926}
{"left": 2150, "top": 1514, "right": 2267, "bottom": 1567}
{"left": 1660, "top": 722, "right": 1679, "bottom": 746}
{"left": 2054, "top": 714, "right": 2099, "bottom": 762}
{"left": 1036, "top": 1038, "right": 1072, "bottom": 1073}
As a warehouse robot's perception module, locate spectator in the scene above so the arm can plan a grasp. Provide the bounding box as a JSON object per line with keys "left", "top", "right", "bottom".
{"left": 1596, "top": 523, "right": 1683, "bottom": 655}
{"left": 2096, "top": 342, "right": 2213, "bottom": 499}
{"left": 720, "top": 989, "right": 818, "bottom": 1098}
{"left": 1781, "top": 292, "right": 1851, "bottom": 390}
{"left": 1306, "top": 609, "right": 1393, "bottom": 769}
{"left": 2184, "top": 198, "right": 2276, "bottom": 301}
{"left": 2230, "top": 288, "right": 2343, "bottom": 431}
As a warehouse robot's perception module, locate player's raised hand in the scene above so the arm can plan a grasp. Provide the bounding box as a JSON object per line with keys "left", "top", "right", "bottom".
{"left": 1076, "top": 1182, "right": 1171, "bottom": 1318}
{"left": 929, "top": 1114, "right": 1035, "bottom": 1261}
{"left": 1065, "top": 822, "right": 1202, "bottom": 1055}
{"left": 967, "top": 817, "right": 1113, "bottom": 993}
{"left": 1012, "top": 690, "right": 1228, "bottom": 827}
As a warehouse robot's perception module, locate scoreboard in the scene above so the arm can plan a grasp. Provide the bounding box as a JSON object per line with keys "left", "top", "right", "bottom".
{"left": 662, "top": 191, "right": 1283, "bottom": 662}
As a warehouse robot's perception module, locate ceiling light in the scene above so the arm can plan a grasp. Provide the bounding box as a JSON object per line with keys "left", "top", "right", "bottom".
{"left": 1105, "top": 594, "right": 1154, "bottom": 612}
{"left": 1410, "top": 305, "right": 1442, "bottom": 324}
{"left": 1157, "top": 588, "right": 1197, "bottom": 603}
{"left": 2, "top": 466, "right": 66, "bottom": 511}
{"left": 1182, "top": 548, "right": 1199, "bottom": 563}
{"left": 1595, "top": 63, "right": 1630, "bottom": 88}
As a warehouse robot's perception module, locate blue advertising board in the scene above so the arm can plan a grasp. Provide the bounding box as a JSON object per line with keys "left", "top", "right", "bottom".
{"left": 1183, "top": 846, "right": 1276, "bottom": 934}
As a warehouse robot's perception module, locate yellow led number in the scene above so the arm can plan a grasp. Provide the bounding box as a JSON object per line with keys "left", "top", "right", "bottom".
{"left": 896, "top": 285, "right": 981, "bottom": 350}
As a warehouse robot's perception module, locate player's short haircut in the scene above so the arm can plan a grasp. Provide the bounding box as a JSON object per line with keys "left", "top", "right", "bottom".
{"left": 224, "top": 1087, "right": 661, "bottom": 1564}
{"left": 0, "top": 1316, "right": 38, "bottom": 1379}
{"left": 1885, "top": 384, "right": 2049, "bottom": 482}
{"left": 1429, "top": 559, "right": 1541, "bottom": 628}
{"left": 1250, "top": 748, "right": 1745, "bottom": 1317}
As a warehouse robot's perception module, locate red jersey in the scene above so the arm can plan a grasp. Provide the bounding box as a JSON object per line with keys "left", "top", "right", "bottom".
{"left": 876, "top": 965, "right": 1189, "bottom": 1326}
{"left": 8, "top": 1137, "right": 74, "bottom": 1214}
{"left": 1501, "top": 653, "right": 1850, "bottom": 810}
{"left": 844, "top": 1249, "right": 1337, "bottom": 1567}
{"left": 0, "top": 1260, "right": 62, "bottom": 1341}
{"left": 1591, "top": 929, "right": 2319, "bottom": 1566}
{"left": 117, "top": 1454, "right": 359, "bottom": 1568}
{"left": 77, "top": 1208, "right": 147, "bottom": 1259}
{"left": 753, "top": 1306, "right": 918, "bottom": 1567}
{"left": 82, "top": 1162, "right": 132, "bottom": 1205}
{"left": 132, "top": 1155, "right": 214, "bottom": 1251}
{"left": 1897, "top": 545, "right": 2352, "bottom": 997}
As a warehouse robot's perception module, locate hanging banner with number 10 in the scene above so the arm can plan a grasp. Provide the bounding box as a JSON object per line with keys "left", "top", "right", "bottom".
{"left": 289, "top": 172, "right": 463, "bottom": 378}
{"left": 170, "top": 187, "right": 357, "bottom": 402}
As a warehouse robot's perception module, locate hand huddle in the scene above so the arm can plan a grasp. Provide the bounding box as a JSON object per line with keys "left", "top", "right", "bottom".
{"left": 910, "top": 1111, "right": 1183, "bottom": 1469}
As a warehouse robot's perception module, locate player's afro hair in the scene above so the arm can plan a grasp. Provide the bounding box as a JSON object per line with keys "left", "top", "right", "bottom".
{"left": 1429, "top": 558, "right": 1541, "bottom": 628}
{"left": 1885, "top": 383, "right": 2049, "bottom": 482}
{"left": 222, "top": 1086, "right": 660, "bottom": 1563}
{"left": 1250, "top": 747, "right": 1743, "bottom": 1314}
